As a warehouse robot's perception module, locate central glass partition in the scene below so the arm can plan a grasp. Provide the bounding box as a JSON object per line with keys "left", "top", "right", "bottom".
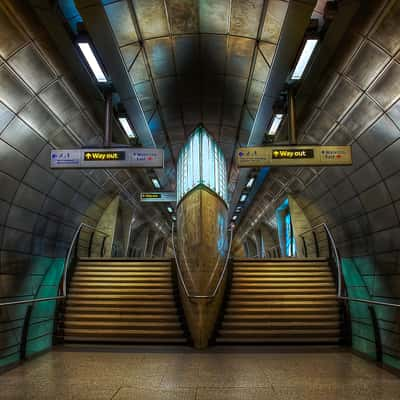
{"left": 176, "top": 126, "right": 228, "bottom": 205}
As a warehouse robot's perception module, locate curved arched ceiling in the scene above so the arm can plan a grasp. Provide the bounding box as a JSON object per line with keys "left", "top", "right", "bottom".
{"left": 77, "top": 0, "right": 291, "bottom": 186}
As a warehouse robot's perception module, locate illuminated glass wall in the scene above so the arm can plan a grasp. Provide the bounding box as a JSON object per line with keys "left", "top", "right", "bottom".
{"left": 177, "top": 127, "right": 228, "bottom": 205}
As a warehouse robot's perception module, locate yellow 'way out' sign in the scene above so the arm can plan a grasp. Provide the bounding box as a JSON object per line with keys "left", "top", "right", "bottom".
{"left": 236, "top": 146, "right": 352, "bottom": 167}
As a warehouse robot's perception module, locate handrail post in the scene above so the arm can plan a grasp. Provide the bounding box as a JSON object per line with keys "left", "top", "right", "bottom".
{"left": 20, "top": 304, "right": 33, "bottom": 360}
{"left": 88, "top": 231, "right": 95, "bottom": 257}
{"left": 368, "top": 305, "right": 382, "bottom": 363}
{"left": 312, "top": 231, "right": 319, "bottom": 258}
{"left": 101, "top": 236, "right": 107, "bottom": 257}
{"left": 302, "top": 236, "right": 307, "bottom": 258}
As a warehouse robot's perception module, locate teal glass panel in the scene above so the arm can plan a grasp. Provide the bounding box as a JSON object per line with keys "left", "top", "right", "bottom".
{"left": 177, "top": 127, "right": 227, "bottom": 205}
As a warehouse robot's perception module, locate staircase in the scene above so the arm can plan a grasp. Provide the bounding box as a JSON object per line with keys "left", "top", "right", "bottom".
{"left": 62, "top": 258, "right": 187, "bottom": 344}
{"left": 216, "top": 258, "right": 342, "bottom": 344}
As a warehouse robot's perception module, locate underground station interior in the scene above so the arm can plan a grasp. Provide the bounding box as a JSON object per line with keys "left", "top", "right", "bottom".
{"left": 0, "top": 0, "right": 400, "bottom": 399}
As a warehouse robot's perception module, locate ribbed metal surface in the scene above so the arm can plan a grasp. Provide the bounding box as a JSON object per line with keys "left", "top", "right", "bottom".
{"left": 62, "top": 259, "right": 187, "bottom": 344}
{"left": 217, "top": 259, "right": 343, "bottom": 344}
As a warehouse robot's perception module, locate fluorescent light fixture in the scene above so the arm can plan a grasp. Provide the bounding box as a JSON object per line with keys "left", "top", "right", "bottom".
{"left": 240, "top": 193, "right": 248, "bottom": 202}
{"left": 167, "top": 206, "right": 174, "bottom": 214}
{"left": 172, "top": 215, "right": 176, "bottom": 221}
{"left": 291, "top": 38, "right": 318, "bottom": 80}
{"left": 236, "top": 206, "right": 242, "bottom": 213}
{"left": 118, "top": 117, "right": 136, "bottom": 138}
{"left": 246, "top": 177, "right": 256, "bottom": 189}
{"left": 151, "top": 178, "right": 161, "bottom": 189}
{"left": 232, "top": 215, "right": 238, "bottom": 221}
{"left": 267, "top": 114, "right": 284, "bottom": 136}
{"left": 77, "top": 41, "right": 107, "bottom": 83}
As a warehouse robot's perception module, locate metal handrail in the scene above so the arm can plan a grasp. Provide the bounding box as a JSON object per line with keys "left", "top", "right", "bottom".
{"left": 171, "top": 222, "right": 233, "bottom": 300}
{"left": 0, "top": 223, "right": 109, "bottom": 307}
{"left": 299, "top": 223, "right": 400, "bottom": 309}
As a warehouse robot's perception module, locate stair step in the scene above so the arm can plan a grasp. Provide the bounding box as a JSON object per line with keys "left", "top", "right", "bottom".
{"left": 232, "top": 276, "right": 333, "bottom": 281}
{"left": 225, "top": 307, "right": 339, "bottom": 315}
{"left": 73, "top": 271, "right": 171, "bottom": 277}
{"left": 66, "top": 299, "right": 176, "bottom": 307}
{"left": 232, "top": 271, "right": 332, "bottom": 276}
{"left": 64, "top": 321, "right": 182, "bottom": 329}
{"left": 70, "top": 283, "right": 173, "bottom": 289}
{"left": 219, "top": 329, "right": 341, "bottom": 337}
{"left": 68, "top": 294, "right": 174, "bottom": 300}
{"left": 64, "top": 336, "right": 186, "bottom": 343}
{"left": 222, "top": 321, "right": 341, "bottom": 329}
{"left": 230, "top": 288, "right": 336, "bottom": 294}
{"left": 231, "top": 283, "right": 335, "bottom": 289}
{"left": 216, "top": 337, "right": 340, "bottom": 344}
{"left": 65, "top": 306, "right": 179, "bottom": 313}
{"left": 71, "top": 276, "right": 172, "bottom": 283}
{"left": 224, "top": 313, "right": 339, "bottom": 320}
{"left": 227, "top": 300, "right": 339, "bottom": 307}
{"left": 77, "top": 261, "right": 171, "bottom": 267}
{"left": 65, "top": 313, "right": 180, "bottom": 321}
{"left": 69, "top": 288, "right": 174, "bottom": 294}
{"left": 64, "top": 328, "right": 184, "bottom": 337}
{"left": 229, "top": 294, "right": 337, "bottom": 301}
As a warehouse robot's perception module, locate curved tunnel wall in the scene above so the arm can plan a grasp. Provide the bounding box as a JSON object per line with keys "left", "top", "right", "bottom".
{"left": 239, "top": 0, "right": 400, "bottom": 370}
{"left": 0, "top": 1, "right": 133, "bottom": 368}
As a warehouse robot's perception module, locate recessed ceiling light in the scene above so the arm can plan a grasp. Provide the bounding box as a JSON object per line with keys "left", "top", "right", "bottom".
{"left": 151, "top": 178, "right": 161, "bottom": 189}
{"left": 118, "top": 117, "right": 136, "bottom": 138}
{"left": 77, "top": 41, "right": 107, "bottom": 83}
{"left": 291, "top": 38, "right": 318, "bottom": 80}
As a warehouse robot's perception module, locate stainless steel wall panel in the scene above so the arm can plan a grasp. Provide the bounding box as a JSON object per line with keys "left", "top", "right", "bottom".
{"left": 373, "top": 139, "right": 400, "bottom": 178}
{"left": 368, "top": 61, "right": 400, "bottom": 110}
{"left": 0, "top": 66, "right": 32, "bottom": 112}
{"left": 2, "top": 228, "right": 32, "bottom": 253}
{"left": 388, "top": 99, "right": 400, "bottom": 129}
{"left": 19, "top": 99, "right": 61, "bottom": 141}
{"left": 199, "top": 0, "right": 230, "bottom": 34}
{"left": 49, "top": 180, "right": 76, "bottom": 207}
{"left": 1, "top": 117, "right": 46, "bottom": 159}
{"left": 0, "top": 171, "right": 19, "bottom": 202}
{"left": 358, "top": 114, "right": 400, "bottom": 157}
{"left": 345, "top": 41, "right": 390, "bottom": 90}
{"left": 360, "top": 181, "right": 394, "bottom": 214}
{"left": 13, "top": 183, "right": 45, "bottom": 213}
{"left": 368, "top": 205, "right": 399, "bottom": 233}
{"left": 7, "top": 205, "right": 38, "bottom": 233}
{"left": 0, "top": 139, "right": 31, "bottom": 180}
{"left": 349, "top": 162, "right": 381, "bottom": 194}
{"left": 0, "top": 101, "right": 14, "bottom": 132}
{"left": 385, "top": 171, "right": 400, "bottom": 201}
{"left": 39, "top": 82, "right": 80, "bottom": 124}
{"left": 369, "top": 1, "right": 400, "bottom": 56}
{"left": 341, "top": 96, "right": 382, "bottom": 139}
{"left": 8, "top": 44, "right": 55, "bottom": 92}
{"left": 22, "top": 163, "right": 56, "bottom": 194}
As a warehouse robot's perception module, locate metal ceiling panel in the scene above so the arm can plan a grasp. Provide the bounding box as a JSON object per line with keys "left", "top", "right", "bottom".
{"left": 230, "top": 0, "right": 265, "bottom": 39}
{"left": 174, "top": 36, "right": 200, "bottom": 76}
{"left": 200, "top": 35, "right": 227, "bottom": 75}
{"left": 104, "top": 0, "right": 138, "bottom": 46}
{"left": 165, "top": 0, "right": 198, "bottom": 35}
{"left": 261, "top": 0, "right": 289, "bottom": 44}
{"left": 155, "top": 76, "right": 178, "bottom": 106}
{"left": 129, "top": 51, "right": 149, "bottom": 84}
{"left": 224, "top": 77, "right": 247, "bottom": 105}
{"left": 227, "top": 37, "right": 254, "bottom": 78}
{"left": 252, "top": 50, "right": 270, "bottom": 82}
{"left": 120, "top": 43, "right": 141, "bottom": 69}
{"left": 199, "top": 0, "right": 231, "bottom": 34}
{"left": 145, "top": 37, "right": 175, "bottom": 78}
{"left": 222, "top": 105, "right": 242, "bottom": 128}
{"left": 134, "top": 81, "right": 156, "bottom": 112}
{"left": 132, "top": 0, "right": 169, "bottom": 39}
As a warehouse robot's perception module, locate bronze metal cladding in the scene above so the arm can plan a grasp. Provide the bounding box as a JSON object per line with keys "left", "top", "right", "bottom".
{"left": 176, "top": 187, "right": 228, "bottom": 349}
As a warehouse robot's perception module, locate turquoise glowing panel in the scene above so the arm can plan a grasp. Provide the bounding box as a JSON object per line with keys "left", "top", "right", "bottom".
{"left": 177, "top": 127, "right": 227, "bottom": 205}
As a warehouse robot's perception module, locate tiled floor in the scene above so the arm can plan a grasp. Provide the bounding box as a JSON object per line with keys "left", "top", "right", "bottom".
{"left": 1, "top": 346, "right": 399, "bottom": 399}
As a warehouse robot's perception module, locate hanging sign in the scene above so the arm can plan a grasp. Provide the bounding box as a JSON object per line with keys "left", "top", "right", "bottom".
{"left": 140, "top": 192, "right": 176, "bottom": 202}
{"left": 236, "top": 146, "right": 352, "bottom": 167}
{"left": 50, "top": 148, "right": 164, "bottom": 169}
